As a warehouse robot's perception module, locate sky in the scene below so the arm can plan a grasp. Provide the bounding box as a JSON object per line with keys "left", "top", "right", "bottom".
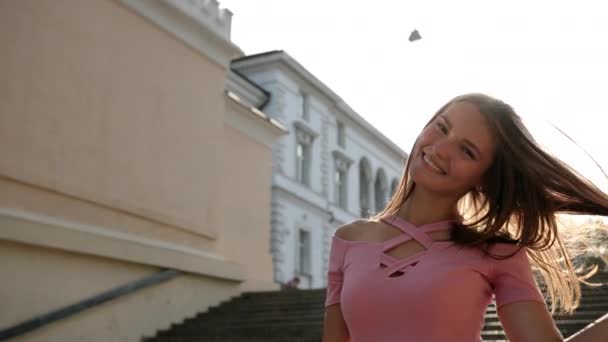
{"left": 220, "top": 0, "right": 608, "bottom": 191}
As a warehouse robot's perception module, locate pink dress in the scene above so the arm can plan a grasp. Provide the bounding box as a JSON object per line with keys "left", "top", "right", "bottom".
{"left": 325, "top": 214, "right": 545, "bottom": 342}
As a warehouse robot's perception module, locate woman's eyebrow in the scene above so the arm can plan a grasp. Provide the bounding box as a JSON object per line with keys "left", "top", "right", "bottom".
{"left": 441, "top": 115, "right": 483, "bottom": 157}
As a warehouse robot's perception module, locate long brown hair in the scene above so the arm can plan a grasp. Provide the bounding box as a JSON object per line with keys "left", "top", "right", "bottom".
{"left": 372, "top": 93, "right": 608, "bottom": 314}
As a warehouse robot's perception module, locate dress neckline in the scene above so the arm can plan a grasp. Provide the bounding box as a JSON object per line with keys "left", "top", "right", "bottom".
{"left": 381, "top": 214, "right": 456, "bottom": 232}
{"left": 332, "top": 214, "right": 456, "bottom": 246}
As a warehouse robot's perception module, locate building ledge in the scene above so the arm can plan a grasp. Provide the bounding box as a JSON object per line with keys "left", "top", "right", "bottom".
{"left": 0, "top": 208, "right": 246, "bottom": 282}
{"left": 225, "top": 91, "right": 288, "bottom": 148}
{"left": 118, "top": 0, "right": 243, "bottom": 69}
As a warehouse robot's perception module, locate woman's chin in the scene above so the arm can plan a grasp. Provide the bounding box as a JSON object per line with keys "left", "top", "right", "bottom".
{"left": 410, "top": 167, "right": 442, "bottom": 187}
{"left": 410, "top": 171, "right": 462, "bottom": 196}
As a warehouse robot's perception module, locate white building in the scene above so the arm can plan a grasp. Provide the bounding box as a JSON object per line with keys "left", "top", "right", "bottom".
{"left": 232, "top": 51, "right": 408, "bottom": 289}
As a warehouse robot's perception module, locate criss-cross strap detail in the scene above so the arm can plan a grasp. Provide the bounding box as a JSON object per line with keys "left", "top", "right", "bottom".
{"left": 382, "top": 227, "right": 434, "bottom": 250}
{"left": 380, "top": 252, "right": 426, "bottom": 275}
{"left": 378, "top": 214, "right": 454, "bottom": 277}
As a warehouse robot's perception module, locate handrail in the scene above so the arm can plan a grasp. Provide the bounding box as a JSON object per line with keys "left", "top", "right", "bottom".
{"left": 0, "top": 269, "right": 181, "bottom": 341}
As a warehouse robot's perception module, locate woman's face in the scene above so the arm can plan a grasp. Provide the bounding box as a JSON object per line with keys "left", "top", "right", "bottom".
{"left": 409, "top": 101, "right": 496, "bottom": 197}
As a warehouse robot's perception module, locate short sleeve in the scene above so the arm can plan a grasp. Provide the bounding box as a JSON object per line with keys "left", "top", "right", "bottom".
{"left": 488, "top": 244, "right": 545, "bottom": 309}
{"left": 325, "top": 235, "right": 347, "bottom": 307}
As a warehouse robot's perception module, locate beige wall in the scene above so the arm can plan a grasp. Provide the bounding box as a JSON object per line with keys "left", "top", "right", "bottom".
{"left": 218, "top": 125, "right": 277, "bottom": 288}
{"left": 0, "top": 0, "right": 281, "bottom": 341}
{"left": 0, "top": 0, "right": 223, "bottom": 239}
{"left": 0, "top": 240, "right": 239, "bottom": 342}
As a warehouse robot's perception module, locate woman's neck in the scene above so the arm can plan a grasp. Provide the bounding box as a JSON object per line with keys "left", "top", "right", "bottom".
{"left": 396, "top": 186, "right": 459, "bottom": 226}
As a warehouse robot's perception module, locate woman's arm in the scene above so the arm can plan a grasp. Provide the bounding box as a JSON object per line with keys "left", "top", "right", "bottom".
{"left": 323, "top": 304, "right": 349, "bottom": 342}
{"left": 564, "top": 312, "right": 608, "bottom": 342}
{"left": 498, "top": 301, "right": 608, "bottom": 341}
{"left": 498, "top": 300, "right": 564, "bottom": 341}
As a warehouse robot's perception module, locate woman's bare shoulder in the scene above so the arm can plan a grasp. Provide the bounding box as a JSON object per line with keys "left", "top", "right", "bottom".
{"left": 334, "top": 219, "right": 379, "bottom": 241}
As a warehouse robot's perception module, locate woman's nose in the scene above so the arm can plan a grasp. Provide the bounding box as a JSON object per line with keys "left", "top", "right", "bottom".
{"left": 432, "top": 138, "right": 452, "bottom": 160}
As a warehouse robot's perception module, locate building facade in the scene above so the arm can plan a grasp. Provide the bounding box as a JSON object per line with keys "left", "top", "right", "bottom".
{"left": 0, "top": 0, "right": 286, "bottom": 341}
{"left": 233, "top": 52, "right": 408, "bottom": 289}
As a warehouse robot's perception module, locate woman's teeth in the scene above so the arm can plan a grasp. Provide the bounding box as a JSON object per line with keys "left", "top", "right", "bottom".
{"left": 423, "top": 154, "right": 445, "bottom": 175}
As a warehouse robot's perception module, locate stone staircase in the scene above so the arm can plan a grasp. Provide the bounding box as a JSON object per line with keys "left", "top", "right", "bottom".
{"left": 143, "top": 272, "right": 608, "bottom": 341}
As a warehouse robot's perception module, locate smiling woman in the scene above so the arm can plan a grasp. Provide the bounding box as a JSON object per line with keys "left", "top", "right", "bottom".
{"left": 409, "top": 101, "right": 496, "bottom": 198}
{"left": 323, "top": 93, "right": 608, "bottom": 342}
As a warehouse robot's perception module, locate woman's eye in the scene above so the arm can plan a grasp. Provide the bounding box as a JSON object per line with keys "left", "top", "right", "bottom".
{"left": 462, "top": 146, "right": 475, "bottom": 159}
{"left": 436, "top": 122, "right": 448, "bottom": 133}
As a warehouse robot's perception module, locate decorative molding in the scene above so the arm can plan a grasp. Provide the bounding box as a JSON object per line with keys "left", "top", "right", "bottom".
{"left": 320, "top": 115, "right": 330, "bottom": 197}
{"left": 118, "top": 0, "right": 243, "bottom": 69}
{"left": 0, "top": 208, "right": 245, "bottom": 281}
{"left": 272, "top": 183, "right": 329, "bottom": 217}
{"left": 226, "top": 70, "right": 269, "bottom": 109}
{"left": 321, "top": 222, "right": 336, "bottom": 284}
{"left": 270, "top": 195, "right": 288, "bottom": 283}
{"left": 224, "top": 91, "right": 287, "bottom": 148}
{"left": 232, "top": 52, "right": 408, "bottom": 159}
{"left": 267, "top": 85, "right": 288, "bottom": 176}
{"left": 330, "top": 202, "right": 358, "bottom": 224}
{"left": 270, "top": 84, "right": 288, "bottom": 117}
{"left": 294, "top": 120, "right": 319, "bottom": 145}
{"left": 272, "top": 142, "right": 286, "bottom": 176}
{"left": 332, "top": 149, "right": 354, "bottom": 171}
{"left": 173, "top": 0, "right": 234, "bottom": 40}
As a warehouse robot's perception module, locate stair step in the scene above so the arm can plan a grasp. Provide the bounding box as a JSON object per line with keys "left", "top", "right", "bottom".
{"left": 156, "top": 322, "right": 323, "bottom": 338}
{"left": 145, "top": 272, "right": 608, "bottom": 342}
{"left": 145, "top": 337, "right": 321, "bottom": 342}
{"left": 233, "top": 293, "right": 607, "bottom": 305}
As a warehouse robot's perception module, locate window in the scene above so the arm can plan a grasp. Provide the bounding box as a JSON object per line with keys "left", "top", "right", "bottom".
{"left": 359, "top": 159, "right": 372, "bottom": 218}
{"left": 335, "top": 169, "right": 348, "bottom": 209}
{"left": 390, "top": 179, "right": 399, "bottom": 197}
{"left": 337, "top": 121, "right": 346, "bottom": 148}
{"left": 296, "top": 142, "right": 311, "bottom": 186}
{"left": 301, "top": 93, "right": 310, "bottom": 121}
{"left": 332, "top": 150, "right": 353, "bottom": 211}
{"left": 297, "top": 229, "right": 311, "bottom": 274}
{"left": 375, "top": 170, "right": 388, "bottom": 212}
{"left": 296, "top": 143, "right": 304, "bottom": 182}
{"left": 294, "top": 121, "right": 318, "bottom": 187}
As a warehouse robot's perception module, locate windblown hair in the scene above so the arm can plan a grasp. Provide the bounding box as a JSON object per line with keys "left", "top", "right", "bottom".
{"left": 372, "top": 93, "right": 608, "bottom": 314}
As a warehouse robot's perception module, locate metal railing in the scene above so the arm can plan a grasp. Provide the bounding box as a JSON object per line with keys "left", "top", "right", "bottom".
{"left": 0, "top": 269, "right": 181, "bottom": 341}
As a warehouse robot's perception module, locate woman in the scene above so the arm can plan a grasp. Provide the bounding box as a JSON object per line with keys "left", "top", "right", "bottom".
{"left": 322, "top": 93, "right": 608, "bottom": 341}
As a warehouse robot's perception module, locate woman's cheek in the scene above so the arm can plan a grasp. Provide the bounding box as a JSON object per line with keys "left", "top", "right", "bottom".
{"left": 417, "top": 129, "right": 438, "bottom": 145}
